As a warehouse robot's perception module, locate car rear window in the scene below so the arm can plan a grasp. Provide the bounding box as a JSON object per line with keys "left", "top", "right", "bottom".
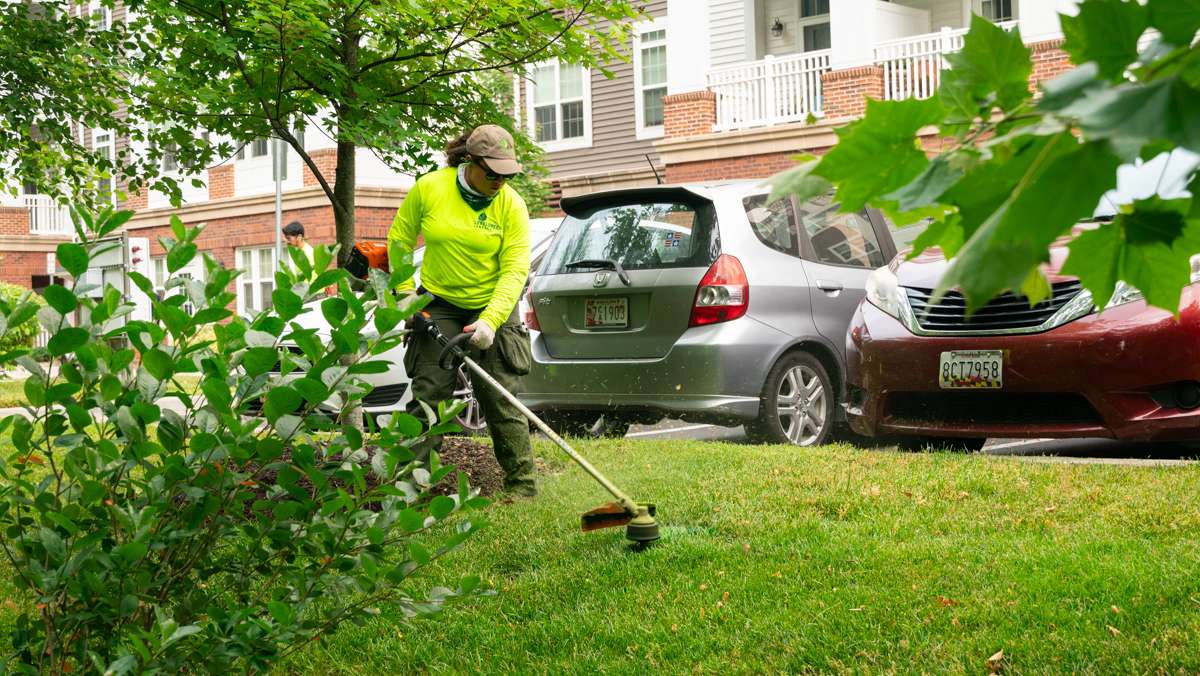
{"left": 539, "top": 200, "right": 719, "bottom": 275}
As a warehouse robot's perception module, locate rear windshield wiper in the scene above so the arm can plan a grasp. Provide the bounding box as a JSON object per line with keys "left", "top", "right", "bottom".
{"left": 564, "top": 258, "right": 632, "bottom": 286}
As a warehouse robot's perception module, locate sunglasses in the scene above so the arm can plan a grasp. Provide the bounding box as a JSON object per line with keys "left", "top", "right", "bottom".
{"left": 475, "top": 161, "right": 516, "bottom": 182}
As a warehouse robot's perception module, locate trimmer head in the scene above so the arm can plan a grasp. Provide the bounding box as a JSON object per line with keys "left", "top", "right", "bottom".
{"left": 624, "top": 508, "right": 660, "bottom": 545}
{"left": 581, "top": 502, "right": 659, "bottom": 546}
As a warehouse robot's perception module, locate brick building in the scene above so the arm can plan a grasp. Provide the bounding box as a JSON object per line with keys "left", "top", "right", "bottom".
{"left": 520, "top": 0, "right": 1078, "bottom": 195}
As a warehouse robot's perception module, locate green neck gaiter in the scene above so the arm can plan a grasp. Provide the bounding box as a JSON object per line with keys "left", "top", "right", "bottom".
{"left": 456, "top": 164, "right": 495, "bottom": 211}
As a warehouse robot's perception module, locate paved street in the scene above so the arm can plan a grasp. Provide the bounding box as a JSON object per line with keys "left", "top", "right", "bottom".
{"left": 626, "top": 419, "right": 1199, "bottom": 466}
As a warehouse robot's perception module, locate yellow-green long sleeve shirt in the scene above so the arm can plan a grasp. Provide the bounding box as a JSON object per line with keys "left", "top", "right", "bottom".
{"left": 388, "top": 167, "right": 531, "bottom": 331}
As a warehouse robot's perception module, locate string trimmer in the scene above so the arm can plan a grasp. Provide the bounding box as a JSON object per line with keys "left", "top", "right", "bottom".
{"left": 410, "top": 309, "right": 660, "bottom": 545}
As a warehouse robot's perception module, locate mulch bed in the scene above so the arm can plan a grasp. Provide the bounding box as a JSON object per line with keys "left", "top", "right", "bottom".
{"left": 240, "top": 436, "right": 505, "bottom": 515}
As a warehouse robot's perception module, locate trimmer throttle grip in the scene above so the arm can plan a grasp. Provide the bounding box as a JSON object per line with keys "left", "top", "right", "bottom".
{"left": 438, "top": 332, "right": 472, "bottom": 371}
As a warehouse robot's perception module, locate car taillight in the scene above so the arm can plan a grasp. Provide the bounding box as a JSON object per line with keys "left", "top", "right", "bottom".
{"left": 689, "top": 254, "right": 749, "bottom": 327}
{"left": 524, "top": 284, "right": 541, "bottom": 331}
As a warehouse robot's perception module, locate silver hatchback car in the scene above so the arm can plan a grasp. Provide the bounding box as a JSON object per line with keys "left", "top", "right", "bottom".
{"left": 521, "top": 183, "right": 900, "bottom": 446}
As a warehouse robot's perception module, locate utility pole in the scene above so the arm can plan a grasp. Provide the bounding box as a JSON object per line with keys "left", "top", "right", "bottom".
{"left": 273, "top": 135, "right": 284, "bottom": 271}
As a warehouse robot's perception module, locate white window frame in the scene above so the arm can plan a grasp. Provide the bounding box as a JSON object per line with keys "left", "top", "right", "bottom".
{"left": 92, "top": 128, "right": 116, "bottom": 206}
{"left": 966, "top": 0, "right": 1017, "bottom": 23}
{"left": 525, "top": 60, "right": 592, "bottom": 153}
{"left": 633, "top": 19, "right": 667, "bottom": 140}
{"left": 87, "top": 0, "right": 110, "bottom": 29}
{"left": 151, "top": 255, "right": 205, "bottom": 314}
{"left": 235, "top": 246, "right": 278, "bottom": 316}
{"left": 797, "top": 0, "right": 831, "bottom": 53}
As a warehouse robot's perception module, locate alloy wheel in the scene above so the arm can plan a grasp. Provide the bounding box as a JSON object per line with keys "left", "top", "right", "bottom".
{"left": 776, "top": 364, "right": 828, "bottom": 446}
{"left": 452, "top": 366, "right": 487, "bottom": 434}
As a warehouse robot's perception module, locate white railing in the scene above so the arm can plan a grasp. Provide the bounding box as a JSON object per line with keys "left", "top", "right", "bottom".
{"left": 22, "top": 195, "right": 72, "bottom": 236}
{"left": 873, "top": 21, "right": 1017, "bottom": 101}
{"left": 707, "top": 50, "right": 831, "bottom": 132}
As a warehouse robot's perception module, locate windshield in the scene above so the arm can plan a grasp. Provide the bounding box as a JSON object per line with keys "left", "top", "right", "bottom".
{"left": 1092, "top": 149, "right": 1199, "bottom": 218}
{"left": 539, "top": 199, "right": 719, "bottom": 275}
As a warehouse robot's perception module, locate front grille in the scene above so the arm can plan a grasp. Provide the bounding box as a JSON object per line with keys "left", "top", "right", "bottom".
{"left": 363, "top": 383, "right": 408, "bottom": 407}
{"left": 905, "top": 280, "right": 1083, "bottom": 332}
{"left": 887, "top": 392, "right": 1102, "bottom": 426}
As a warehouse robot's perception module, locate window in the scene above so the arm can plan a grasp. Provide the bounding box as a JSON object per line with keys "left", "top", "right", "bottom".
{"left": 797, "top": 194, "right": 886, "bottom": 269}
{"left": 151, "top": 256, "right": 205, "bottom": 314}
{"left": 160, "top": 141, "right": 178, "bottom": 172}
{"left": 799, "top": 0, "right": 831, "bottom": 52}
{"left": 88, "top": 1, "right": 110, "bottom": 29}
{"left": 743, "top": 194, "right": 799, "bottom": 256}
{"left": 540, "top": 200, "right": 718, "bottom": 275}
{"left": 979, "top": 0, "right": 1014, "bottom": 22}
{"left": 237, "top": 246, "right": 277, "bottom": 315}
{"left": 251, "top": 137, "right": 270, "bottom": 158}
{"left": 527, "top": 61, "right": 591, "bottom": 151}
{"left": 93, "top": 129, "right": 115, "bottom": 205}
{"left": 634, "top": 24, "right": 667, "bottom": 139}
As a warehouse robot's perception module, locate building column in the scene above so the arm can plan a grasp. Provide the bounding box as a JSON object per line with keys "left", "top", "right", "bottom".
{"left": 662, "top": 91, "right": 717, "bottom": 139}
{"left": 829, "top": 0, "right": 879, "bottom": 69}
{"left": 666, "top": 0, "right": 710, "bottom": 95}
{"left": 820, "top": 66, "right": 884, "bottom": 120}
{"left": 208, "top": 164, "right": 234, "bottom": 200}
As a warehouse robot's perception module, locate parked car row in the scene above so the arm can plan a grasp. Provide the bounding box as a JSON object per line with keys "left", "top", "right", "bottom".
{"left": 264, "top": 150, "right": 1199, "bottom": 450}
{"left": 521, "top": 149, "right": 1200, "bottom": 448}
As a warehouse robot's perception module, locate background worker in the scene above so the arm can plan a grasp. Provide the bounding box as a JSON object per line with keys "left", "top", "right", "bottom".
{"left": 389, "top": 124, "right": 536, "bottom": 497}
{"left": 281, "top": 220, "right": 316, "bottom": 280}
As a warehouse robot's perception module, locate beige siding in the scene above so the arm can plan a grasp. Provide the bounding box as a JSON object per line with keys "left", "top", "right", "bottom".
{"left": 542, "top": 0, "right": 668, "bottom": 180}
{"left": 930, "top": 0, "right": 966, "bottom": 29}
{"left": 709, "top": 0, "right": 747, "bottom": 68}
{"left": 763, "top": 0, "right": 799, "bottom": 56}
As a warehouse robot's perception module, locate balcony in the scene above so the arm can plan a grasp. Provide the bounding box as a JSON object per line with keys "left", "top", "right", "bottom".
{"left": 704, "top": 22, "right": 1022, "bottom": 132}
{"left": 706, "top": 50, "right": 831, "bottom": 132}
{"left": 22, "top": 195, "right": 73, "bottom": 236}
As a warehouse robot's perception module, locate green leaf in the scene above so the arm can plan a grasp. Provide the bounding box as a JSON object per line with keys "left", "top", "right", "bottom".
{"left": 814, "top": 97, "right": 946, "bottom": 212}
{"left": 42, "top": 285, "right": 77, "bottom": 314}
{"left": 291, "top": 377, "right": 329, "bottom": 405}
{"left": 243, "top": 347, "right": 279, "bottom": 377}
{"left": 765, "top": 157, "right": 832, "bottom": 206}
{"left": 940, "top": 15, "right": 1032, "bottom": 117}
{"left": 1039, "top": 63, "right": 1104, "bottom": 112}
{"left": 1071, "top": 77, "right": 1200, "bottom": 154}
{"left": 272, "top": 288, "right": 302, "bottom": 321}
{"left": 347, "top": 360, "right": 390, "bottom": 375}
{"left": 48, "top": 327, "right": 89, "bottom": 356}
{"left": 1122, "top": 237, "right": 1191, "bottom": 310}
{"left": 883, "top": 157, "right": 963, "bottom": 213}
{"left": 991, "top": 140, "right": 1122, "bottom": 250}
{"left": 264, "top": 386, "right": 302, "bottom": 423}
{"left": 1061, "top": 0, "right": 1149, "bottom": 81}
{"left": 267, "top": 601, "right": 293, "bottom": 625}
{"left": 429, "top": 495, "right": 456, "bottom": 520}
{"left": 141, "top": 349, "right": 174, "bottom": 381}
{"left": 167, "top": 242, "right": 198, "bottom": 273}
{"left": 321, "top": 297, "right": 348, "bottom": 326}
{"left": 409, "top": 541, "right": 431, "bottom": 565}
{"left": 1121, "top": 197, "right": 1190, "bottom": 244}
{"left": 1146, "top": 0, "right": 1200, "bottom": 47}
{"left": 56, "top": 243, "right": 89, "bottom": 277}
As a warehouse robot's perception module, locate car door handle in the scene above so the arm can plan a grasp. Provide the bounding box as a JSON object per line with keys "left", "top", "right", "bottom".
{"left": 816, "top": 280, "right": 844, "bottom": 292}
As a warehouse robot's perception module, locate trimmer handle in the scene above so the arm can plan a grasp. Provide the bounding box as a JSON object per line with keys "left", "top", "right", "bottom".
{"left": 409, "top": 309, "right": 472, "bottom": 371}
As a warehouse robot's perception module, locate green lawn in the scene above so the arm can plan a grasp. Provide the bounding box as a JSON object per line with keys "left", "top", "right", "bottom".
{"left": 3, "top": 438, "right": 1198, "bottom": 673}
{"left": 276, "top": 440, "right": 1200, "bottom": 674}
{"left": 0, "top": 379, "right": 24, "bottom": 408}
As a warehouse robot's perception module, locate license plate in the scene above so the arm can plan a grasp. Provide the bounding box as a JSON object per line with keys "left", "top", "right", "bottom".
{"left": 939, "top": 350, "right": 1003, "bottom": 389}
{"left": 585, "top": 298, "right": 628, "bottom": 328}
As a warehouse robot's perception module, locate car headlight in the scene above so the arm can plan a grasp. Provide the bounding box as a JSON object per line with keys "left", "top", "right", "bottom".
{"left": 865, "top": 266, "right": 905, "bottom": 319}
{"left": 1104, "top": 281, "right": 1144, "bottom": 309}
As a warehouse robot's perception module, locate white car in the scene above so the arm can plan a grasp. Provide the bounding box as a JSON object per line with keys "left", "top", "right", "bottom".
{"left": 271, "top": 217, "right": 561, "bottom": 432}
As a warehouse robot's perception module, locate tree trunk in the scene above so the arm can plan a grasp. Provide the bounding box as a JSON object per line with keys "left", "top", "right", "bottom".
{"left": 333, "top": 138, "right": 356, "bottom": 266}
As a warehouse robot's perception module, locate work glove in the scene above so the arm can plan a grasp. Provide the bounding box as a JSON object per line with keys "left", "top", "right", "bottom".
{"left": 464, "top": 321, "right": 495, "bottom": 350}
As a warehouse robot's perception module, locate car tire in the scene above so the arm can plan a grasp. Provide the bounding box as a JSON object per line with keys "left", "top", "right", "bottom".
{"left": 746, "top": 351, "right": 834, "bottom": 447}
{"left": 895, "top": 436, "right": 986, "bottom": 453}
{"left": 452, "top": 366, "right": 488, "bottom": 436}
{"left": 540, "top": 411, "right": 631, "bottom": 439}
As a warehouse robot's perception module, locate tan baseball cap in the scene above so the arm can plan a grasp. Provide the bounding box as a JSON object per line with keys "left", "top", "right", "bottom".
{"left": 466, "top": 124, "right": 523, "bottom": 176}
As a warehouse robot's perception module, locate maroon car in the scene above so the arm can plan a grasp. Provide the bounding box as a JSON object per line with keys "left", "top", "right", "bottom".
{"left": 845, "top": 151, "right": 1200, "bottom": 448}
